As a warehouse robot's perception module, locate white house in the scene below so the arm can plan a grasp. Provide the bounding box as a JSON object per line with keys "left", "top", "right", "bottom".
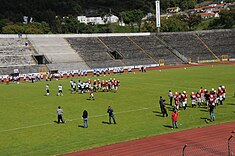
{"left": 77, "top": 16, "right": 87, "bottom": 24}
{"left": 77, "top": 16, "right": 105, "bottom": 25}
{"left": 77, "top": 14, "right": 119, "bottom": 25}
{"left": 103, "top": 14, "right": 119, "bottom": 24}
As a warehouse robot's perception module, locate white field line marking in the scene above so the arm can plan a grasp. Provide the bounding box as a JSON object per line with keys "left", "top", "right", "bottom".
{"left": 0, "top": 106, "right": 155, "bottom": 133}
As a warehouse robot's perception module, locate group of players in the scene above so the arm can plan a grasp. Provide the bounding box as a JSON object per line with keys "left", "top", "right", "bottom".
{"left": 170, "top": 85, "right": 226, "bottom": 110}
{"left": 70, "top": 78, "right": 120, "bottom": 94}
{"left": 46, "top": 78, "right": 120, "bottom": 100}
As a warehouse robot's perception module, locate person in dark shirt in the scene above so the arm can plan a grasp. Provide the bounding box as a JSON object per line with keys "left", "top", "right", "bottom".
{"left": 159, "top": 96, "right": 168, "bottom": 117}
{"left": 82, "top": 110, "right": 88, "bottom": 128}
{"left": 107, "top": 106, "right": 116, "bottom": 124}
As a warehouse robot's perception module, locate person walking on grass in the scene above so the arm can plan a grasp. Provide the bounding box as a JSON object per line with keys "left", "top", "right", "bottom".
{"left": 107, "top": 106, "right": 116, "bottom": 124}
{"left": 171, "top": 108, "right": 178, "bottom": 129}
{"left": 57, "top": 106, "right": 64, "bottom": 124}
{"left": 82, "top": 110, "right": 88, "bottom": 128}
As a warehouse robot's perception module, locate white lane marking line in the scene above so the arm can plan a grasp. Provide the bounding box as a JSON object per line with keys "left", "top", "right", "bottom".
{"left": 0, "top": 106, "right": 155, "bottom": 133}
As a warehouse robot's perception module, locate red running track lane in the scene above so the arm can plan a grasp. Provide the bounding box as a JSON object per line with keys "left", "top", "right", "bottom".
{"left": 64, "top": 121, "right": 235, "bottom": 156}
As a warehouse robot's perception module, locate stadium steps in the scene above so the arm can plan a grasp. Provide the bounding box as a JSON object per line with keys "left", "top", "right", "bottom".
{"left": 29, "top": 37, "right": 90, "bottom": 71}
{"left": 155, "top": 35, "right": 189, "bottom": 63}
{"left": 97, "top": 37, "right": 126, "bottom": 66}
{"left": 193, "top": 33, "right": 220, "bottom": 61}
{"left": 127, "top": 36, "right": 159, "bottom": 64}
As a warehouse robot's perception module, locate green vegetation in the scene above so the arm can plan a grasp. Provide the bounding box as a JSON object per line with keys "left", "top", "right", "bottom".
{"left": 0, "top": 0, "right": 235, "bottom": 33}
{"left": 0, "top": 64, "right": 235, "bottom": 155}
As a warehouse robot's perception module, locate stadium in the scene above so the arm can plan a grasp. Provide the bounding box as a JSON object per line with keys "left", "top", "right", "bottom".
{"left": 0, "top": 28, "right": 235, "bottom": 156}
{"left": 1, "top": 2, "right": 235, "bottom": 156}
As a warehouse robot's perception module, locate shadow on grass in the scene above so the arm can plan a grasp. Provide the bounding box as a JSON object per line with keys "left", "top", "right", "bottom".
{"left": 199, "top": 106, "right": 208, "bottom": 109}
{"left": 153, "top": 111, "right": 161, "bottom": 114}
{"left": 152, "top": 111, "right": 165, "bottom": 117}
{"left": 227, "top": 103, "right": 235, "bottom": 106}
{"left": 102, "top": 121, "right": 110, "bottom": 124}
{"left": 200, "top": 117, "right": 211, "bottom": 124}
{"left": 156, "top": 114, "right": 165, "bottom": 117}
{"left": 78, "top": 125, "right": 84, "bottom": 128}
{"left": 163, "top": 125, "right": 172, "bottom": 129}
{"left": 200, "top": 109, "right": 208, "bottom": 112}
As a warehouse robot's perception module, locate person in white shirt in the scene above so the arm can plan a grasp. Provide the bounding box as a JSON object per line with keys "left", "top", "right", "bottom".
{"left": 57, "top": 106, "right": 64, "bottom": 123}
{"left": 46, "top": 84, "right": 49, "bottom": 96}
{"left": 168, "top": 90, "right": 173, "bottom": 106}
{"left": 58, "top": 84, "right": 63, "bottom": 96}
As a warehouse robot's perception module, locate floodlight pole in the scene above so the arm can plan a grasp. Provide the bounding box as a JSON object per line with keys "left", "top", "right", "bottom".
{"left": 155, "top": 0, "right": 161, "bottom": 33}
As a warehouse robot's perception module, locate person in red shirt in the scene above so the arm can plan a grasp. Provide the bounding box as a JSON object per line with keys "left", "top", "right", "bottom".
{"left": 97, "top": 79, "right": 101, "bottom": 90}
{"left": 196, "top": 92, "right": 202, "bottom": 107}
{"left": 221, "top": 86, "right": 226, "bottom": 101}
{"left": 190, "top": 92, "right": 197, "bottom": 108}
{"left": 101, "top": 80, "right": 105, "bottom": 92}
{"left": 199, "top": 87, "right": 205, "bottom": 103}
{"left": 88, "top": 88, "right": 95, "bottom": 100}
{"left": 172, "top": 108, "right": 178, "bottom": 129}
{"left": 174, "top": 92, "right": 179, "bottom": 110}
{"left": 218, "top": 87, "right": 223, "bottom": 105}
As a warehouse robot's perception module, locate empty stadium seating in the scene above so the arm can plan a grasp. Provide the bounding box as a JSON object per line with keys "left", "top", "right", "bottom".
{"left": 0, "top": 38, "right": 36, "bottom": 67}
{"left": 99, "top": 36, "right": 156, "bottom": 66}
{"left": 66, "top": 37, "right": 125, "bottom": 68}
{"left": 158, "top": 32, "right": 217, "bottom": 62}
{"left": 130, "top": 35, "right": 183, "bottom": 65}
{"left": 197, "top": 29, "right": 235, "bottom": 59}
{"left": 29, "top": 37, "right": 90, "bottom": 71}
{"left": 0, "top": 65, "right": 47, "bottom": 75}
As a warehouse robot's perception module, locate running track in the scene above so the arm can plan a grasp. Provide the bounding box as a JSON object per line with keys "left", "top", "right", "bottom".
{"left": 65, "top": 122, "right": 235, "bottom": 156}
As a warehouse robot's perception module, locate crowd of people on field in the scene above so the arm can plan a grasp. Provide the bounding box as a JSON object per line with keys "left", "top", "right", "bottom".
{"left": 163, "top": 85, "right": 227, "bottom": 128}
{"left": 45, "top": 78, "right": 121, "bottom": 101}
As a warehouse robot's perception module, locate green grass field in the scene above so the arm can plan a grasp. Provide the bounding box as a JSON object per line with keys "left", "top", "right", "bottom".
{"left": 1, "top": 64, "right": 235, "bottom": 156}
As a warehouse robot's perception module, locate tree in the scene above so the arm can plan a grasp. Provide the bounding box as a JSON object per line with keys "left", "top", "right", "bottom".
{"left": 120, "top": 9, "right": 144, "bottom": 32}
{"left": 178, "top": 13, "right": 202, "bottom": 30}
{"left": 2, "top": 22, "right": 50, "bottom": 34}
{"left": 161, "top": 16, "right": 189, "bottom": 32}
{"left": 141, "top": 16, "right": 157, "bottom": 32}
{"left": 0, "top": 19, "right": 11, "bottom": 33}
{"left": 209, "top": 8, "right": 235, "bottom": 29}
